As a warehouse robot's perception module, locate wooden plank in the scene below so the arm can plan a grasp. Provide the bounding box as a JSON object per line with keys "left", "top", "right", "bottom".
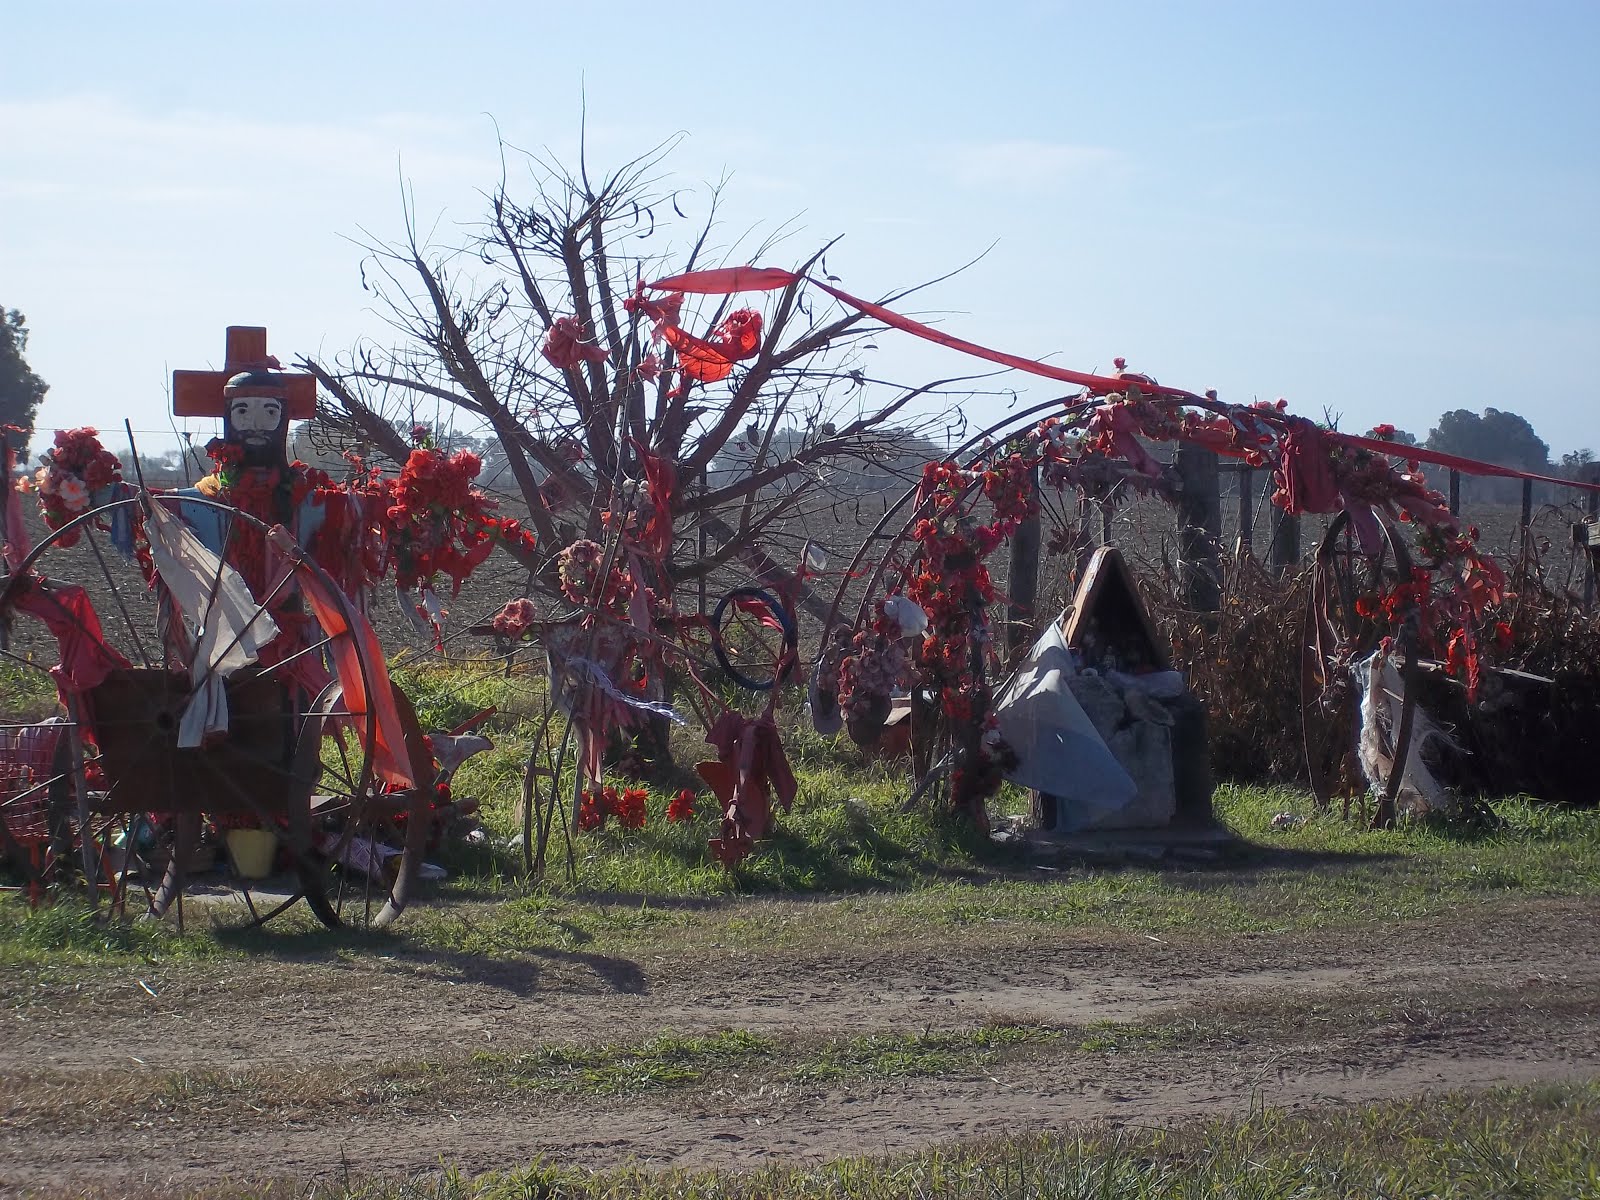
{"left": 1271, "top": 510, "right": 1301, "bottom": 576}
{"left": 1006, "top": 463, "right": 1041, "bottom": 659}
{"left": 1236, "top": 465, "right": 1254, "bottom": 554}
{"left": 1175, "top": 446, "right": 1221, "bottom": 613}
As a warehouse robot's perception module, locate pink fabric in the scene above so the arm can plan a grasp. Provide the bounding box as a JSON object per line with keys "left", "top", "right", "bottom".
{"left": 1090, "top": 403, "right": 1167, "bottom": 478}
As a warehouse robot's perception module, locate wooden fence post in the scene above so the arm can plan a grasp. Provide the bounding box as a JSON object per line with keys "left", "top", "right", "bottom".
{"left": 1270, "top": 510, "right": 1301, "bottom": 576}
{"left": 1449, "top": 469, "right": 1460, "bottom": 517}
{"left": 1007, "top": 463, "right": 1042, "bottom": 659}
{"left": 1175, "top": 446, "right": 1222, "bottom": 614}
{"left": 1236, "top": 465, "right": 1254, "bottom": 555}
{"left": 1520, "top": 476, "right": 1534, "bottom": 548}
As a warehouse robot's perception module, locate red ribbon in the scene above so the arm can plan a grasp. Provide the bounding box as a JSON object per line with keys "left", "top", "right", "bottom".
{"left": 647, "top": 267, "right": 1600, "bottom": 494}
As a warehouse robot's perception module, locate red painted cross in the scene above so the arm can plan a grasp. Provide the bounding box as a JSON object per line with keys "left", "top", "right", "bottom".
{"left": 172, "top": 326, "right": 316, "bottom": 420}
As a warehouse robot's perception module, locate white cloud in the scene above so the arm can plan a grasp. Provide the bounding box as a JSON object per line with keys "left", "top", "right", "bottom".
{"left": 0, "top": 94, "right": 498, "bottom": 226}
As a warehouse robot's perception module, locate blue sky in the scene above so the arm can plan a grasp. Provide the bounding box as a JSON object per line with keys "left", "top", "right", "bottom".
{"left": 4, "top": 1, "right": 1596, "bottom": 460}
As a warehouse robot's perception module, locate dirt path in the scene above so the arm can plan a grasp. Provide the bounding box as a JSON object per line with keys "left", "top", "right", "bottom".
{"left": 3, "top": 896, "right": 1598, "bottom": 1191}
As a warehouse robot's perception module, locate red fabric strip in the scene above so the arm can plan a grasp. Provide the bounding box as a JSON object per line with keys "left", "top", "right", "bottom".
{"left": 812, "top": 280, "right": 1198, "bottom": 400}
{"left": 270, "top": 529, "right": 415, "bottom": 789}
{"left": 647, "top": 268, "right": 1600, "bottom": 493}
{"left": 1327, "top": 432, "right": 1600, "bottom": 494}
{"left": 650, "top": 266, "right": 801, "bottom": 294}
{"left": 651, "top": 267, "right": 1197, "bottom": 399}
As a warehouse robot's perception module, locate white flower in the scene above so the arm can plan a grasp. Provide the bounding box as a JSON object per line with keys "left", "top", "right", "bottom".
{"left": 57, "top": 476, "right": 91, "bottom": 512}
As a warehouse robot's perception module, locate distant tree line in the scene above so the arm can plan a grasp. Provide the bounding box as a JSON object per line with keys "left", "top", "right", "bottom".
{"left": 1, "top": 308, "right": 49, "bottom": 454}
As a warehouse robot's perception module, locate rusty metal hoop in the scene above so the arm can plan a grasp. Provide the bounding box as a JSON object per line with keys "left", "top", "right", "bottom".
{"left": 1300, "top": 508, "right": 1421, "bottom": 826}
{"left": 0, "top": 493, "right": 431, "bottom": 930}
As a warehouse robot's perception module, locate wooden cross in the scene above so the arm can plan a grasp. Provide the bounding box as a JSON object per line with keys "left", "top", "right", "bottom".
{"left": 172, "top": 326, "right": 316, "bottom": 419}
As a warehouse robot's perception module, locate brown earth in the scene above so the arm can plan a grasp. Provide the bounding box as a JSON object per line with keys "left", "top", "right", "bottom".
{"left": 2, "top": 896, "right": 1598, "bottom": 1193}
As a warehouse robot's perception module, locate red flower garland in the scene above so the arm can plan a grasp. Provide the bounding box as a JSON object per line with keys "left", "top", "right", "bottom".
{"left": 31, "top": 428, "right": 123, "bottom": 545}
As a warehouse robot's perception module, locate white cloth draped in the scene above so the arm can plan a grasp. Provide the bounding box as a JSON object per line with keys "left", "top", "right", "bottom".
{"left": 144, "top": 501, "right": 280, "bottom": 747}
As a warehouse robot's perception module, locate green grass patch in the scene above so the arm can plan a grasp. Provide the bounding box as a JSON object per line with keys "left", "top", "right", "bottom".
{"left": 474, "top": 1029, "right": 774, "bottom": 1098}
{"left": 6, "top": 647, "right": 1600, "bottom": 968}
{"left": 0, "top": 898, "right": 238, "bottom": 967}
{"left": 791, "top": 1024, "right": 1059, "bottom": 1083}
{"left": 0, "top": 655, "right": 60, "bottom": 723}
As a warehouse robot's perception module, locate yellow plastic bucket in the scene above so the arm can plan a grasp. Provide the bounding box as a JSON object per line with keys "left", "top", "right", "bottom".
{"left": 226, "top": 829, "right": 279, "bottom": 879}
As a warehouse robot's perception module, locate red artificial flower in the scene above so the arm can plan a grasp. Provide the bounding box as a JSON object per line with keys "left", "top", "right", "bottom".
{"left": 490, "top": 597, "right": 537, "bottom": 640}
{"left": 1370, "top": 423, "right": 1397, "bottom": 440}
{"left": 577, "top": 788, "right": 608, "bottom": 832}
{"left": 614, "top": 787, "right": 648, "bottom": 830}
{"left": 542, "top": 316, "right": 609, "bottom": 370}
{"left": 667, "top": 788, "right": 695, "bottom": 822}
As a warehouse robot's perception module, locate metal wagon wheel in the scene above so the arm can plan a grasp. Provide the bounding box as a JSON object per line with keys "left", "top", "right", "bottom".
{"left": 1299, "top": 508, "right": 1421, "bottom": 826}
{"left": 0, "top": 493, "right": 431, "bottom": 930}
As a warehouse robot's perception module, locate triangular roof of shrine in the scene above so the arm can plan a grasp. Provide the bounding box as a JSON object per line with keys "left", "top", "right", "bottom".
{"left": 1061, "top": 546, "right": 1172, "bottom": 672}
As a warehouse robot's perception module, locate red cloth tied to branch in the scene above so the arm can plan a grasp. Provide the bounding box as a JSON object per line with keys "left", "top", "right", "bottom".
{"left": 623, "top": 285, "right": 683, "bottom": 333}
{"left": 649, "top": 267, "right": 1190, "bottom": 399}
{"left": 697, "top": 710, "right": 797, "bottom": 867}
{"left": 660, "top": 308, "right": 764, "bottom": 383}
{"left": 632, "top": 442, "right": 678, "bottom": 565}
{"left": 541, "top": 316, "right": 609, "bottom": 370}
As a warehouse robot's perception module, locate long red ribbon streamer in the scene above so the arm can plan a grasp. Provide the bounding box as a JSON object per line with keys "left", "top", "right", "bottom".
{"left": 647, "top": 268, "right": 1600, "bottom": 494}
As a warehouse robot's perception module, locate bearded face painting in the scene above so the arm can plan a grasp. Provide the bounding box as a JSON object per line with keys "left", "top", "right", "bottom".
{"left": 222, "top": 372, "right": 291, "bottom": 470}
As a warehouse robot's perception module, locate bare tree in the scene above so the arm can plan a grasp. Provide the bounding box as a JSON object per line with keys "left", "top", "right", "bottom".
{"left": 302, "top": 137, "right": 980, "bottom": 616}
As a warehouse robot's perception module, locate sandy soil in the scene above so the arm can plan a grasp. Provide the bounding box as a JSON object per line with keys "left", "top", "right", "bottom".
{"left": 2, "top": 896, "right": 1597, "bottom": 1192}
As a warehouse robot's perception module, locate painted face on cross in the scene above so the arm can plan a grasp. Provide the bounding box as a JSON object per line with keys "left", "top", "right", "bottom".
{"left": 222, "top": 372, "right": 291, "bottom": 468}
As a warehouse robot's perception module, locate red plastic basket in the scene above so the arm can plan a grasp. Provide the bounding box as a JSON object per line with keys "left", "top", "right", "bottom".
{"left": 0, "top": 723, "right": 66, "bottom": 846}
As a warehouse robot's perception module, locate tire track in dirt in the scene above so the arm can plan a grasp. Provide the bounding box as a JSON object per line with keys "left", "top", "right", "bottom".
{"left": 3, "top": 897, "right": 1595, "bottom": 1073}
{"left": 3, "top": 1022, "right": 1595, "bottom": 1187}
{"left": 3, "top": 898, "right": 1597, "bottom": 1190}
